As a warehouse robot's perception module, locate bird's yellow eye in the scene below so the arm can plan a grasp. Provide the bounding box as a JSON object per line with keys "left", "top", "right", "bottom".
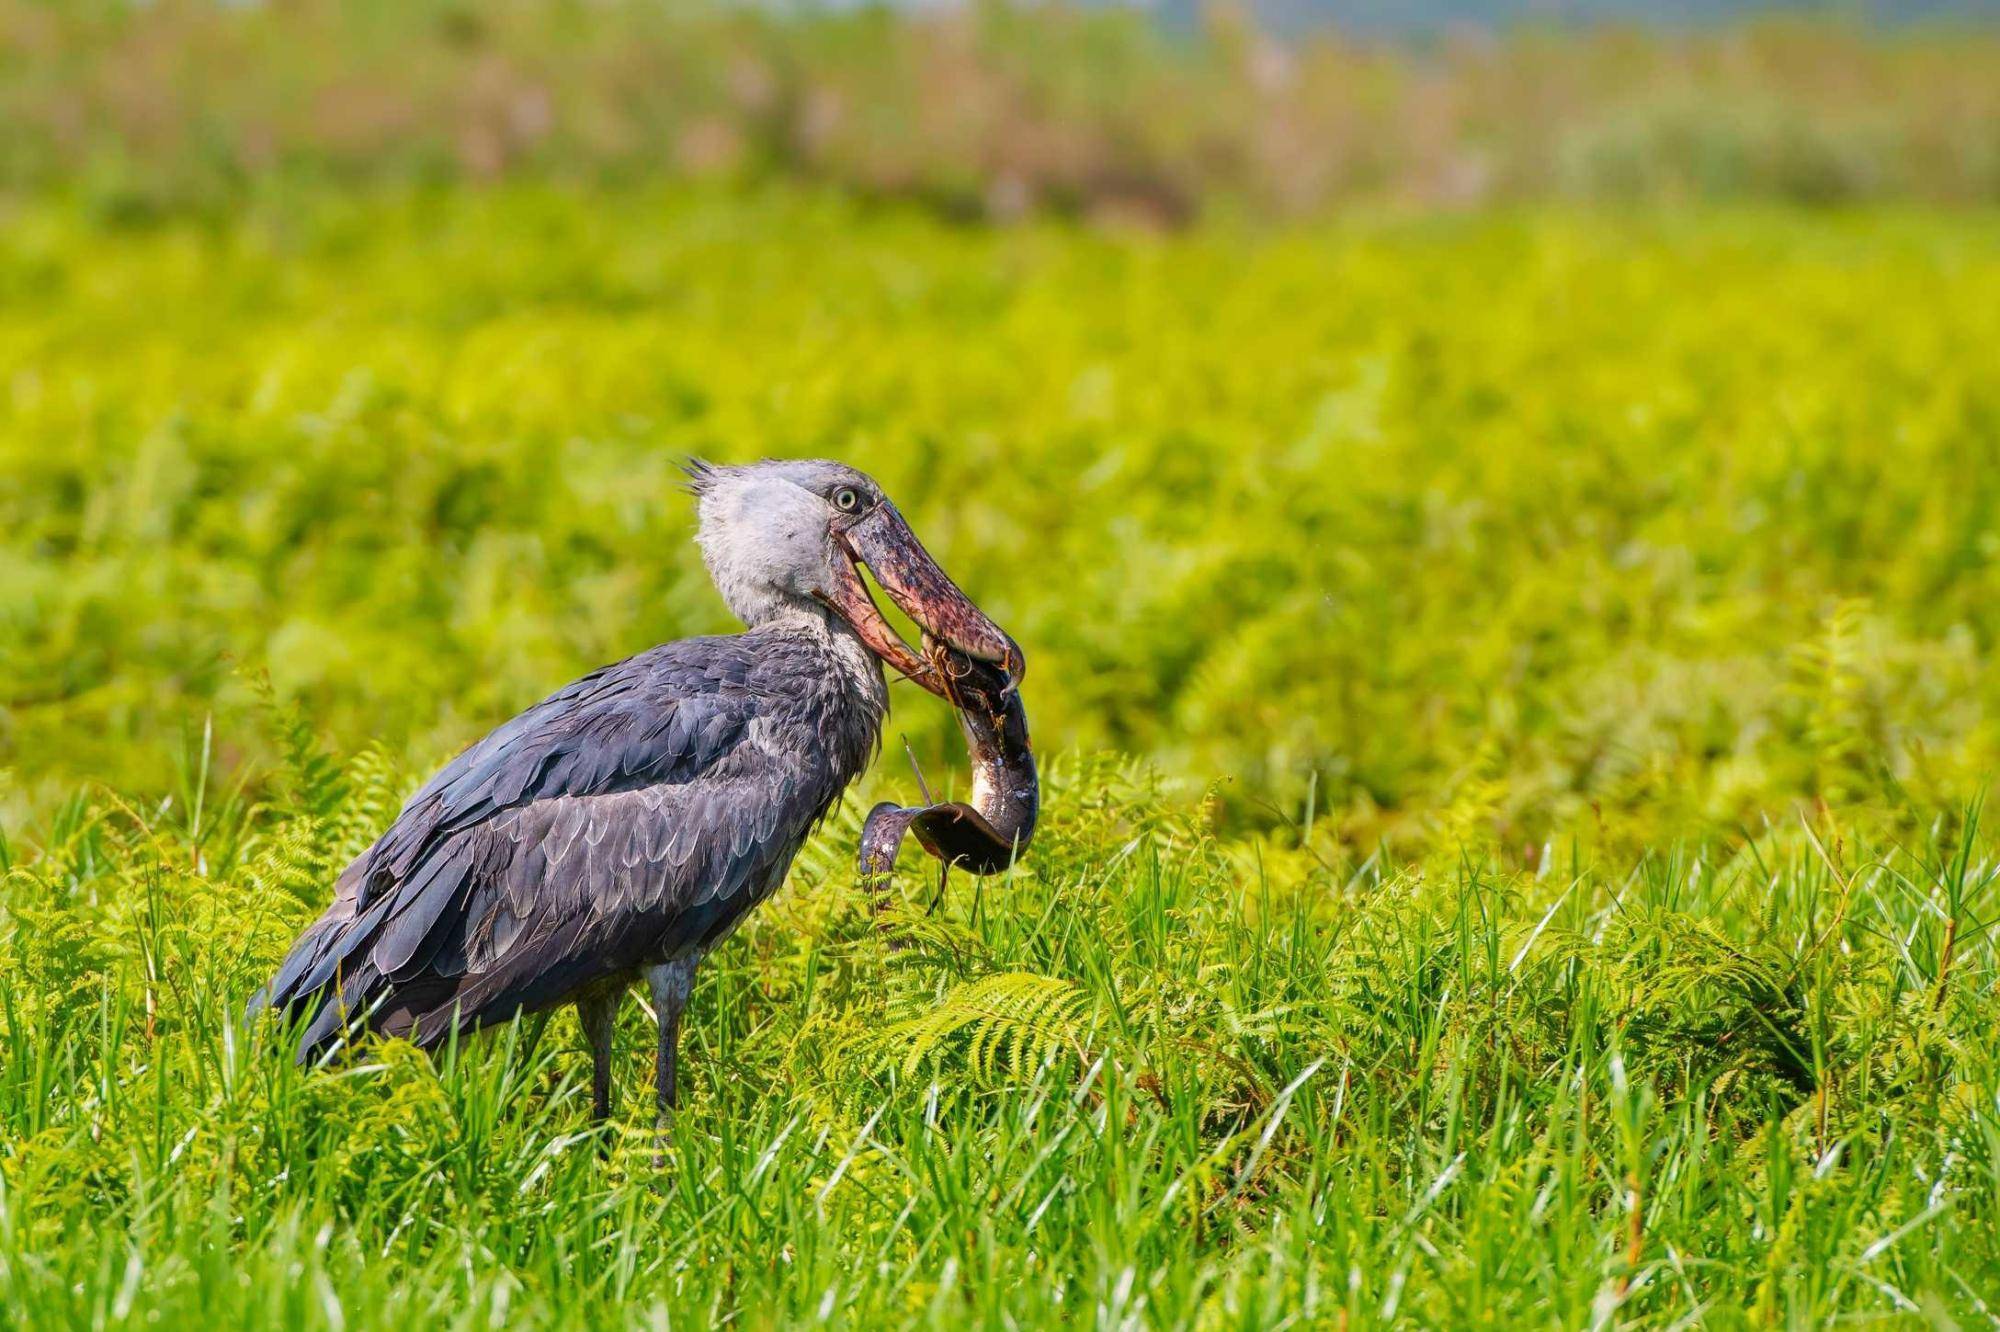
{"left": 833, "top": 487, "right": 861, "bottom": 513}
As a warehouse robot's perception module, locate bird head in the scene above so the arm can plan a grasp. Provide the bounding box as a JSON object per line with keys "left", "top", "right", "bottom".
{"left": 684, "top": 458, "right": 1022, "bottom": 698}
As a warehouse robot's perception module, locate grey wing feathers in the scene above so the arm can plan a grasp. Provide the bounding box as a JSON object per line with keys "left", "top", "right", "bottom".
{"left": 250, "top": 635, "right": 832, "bottom": 1059}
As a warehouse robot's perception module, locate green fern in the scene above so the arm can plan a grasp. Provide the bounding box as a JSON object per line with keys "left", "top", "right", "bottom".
{"left": 1789, "top": 599, "right": 1876, "bottom": 805}
{"left": 876, "top": 971, "right": 1092, "bottom": 1085}
{"left": 327, "top": 743, "right": 405, "bottom": 868}
{"left": 248, "top": 672, "right": 350, "bottom": 826}
{"left": 237, "top": 681, "right": 396, "bottom": 909}
{"left": 874, "top": 908, "right": 995, "bottom": 980}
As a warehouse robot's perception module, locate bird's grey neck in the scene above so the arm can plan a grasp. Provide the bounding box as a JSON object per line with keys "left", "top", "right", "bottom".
{"left": 748, "top": 602, "right": 890, "bottom": 718}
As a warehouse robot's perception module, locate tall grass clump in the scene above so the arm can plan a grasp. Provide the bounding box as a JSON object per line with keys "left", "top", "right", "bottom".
{"left": 7, "top": 731, "right": 2000, "bottom": 1325}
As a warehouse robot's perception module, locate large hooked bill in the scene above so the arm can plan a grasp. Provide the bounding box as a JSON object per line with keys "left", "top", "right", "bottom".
{"left": 819, "top": 500, "right": 1022, "bottom": 702}
{"left": 858, "top": 637, "right": 1038, "bottom": 885}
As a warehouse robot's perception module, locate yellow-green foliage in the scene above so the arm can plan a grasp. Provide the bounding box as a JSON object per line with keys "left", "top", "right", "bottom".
{"left": 6, "top": 190, "right": 2000, "bottom": 1327}
{"left": 5, "top": 191, "right": 2000, "bottom": 854}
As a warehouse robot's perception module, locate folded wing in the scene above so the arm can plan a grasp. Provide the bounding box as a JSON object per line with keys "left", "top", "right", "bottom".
{"left": 251, "top": 636, "right": 822, "bottom": 1059}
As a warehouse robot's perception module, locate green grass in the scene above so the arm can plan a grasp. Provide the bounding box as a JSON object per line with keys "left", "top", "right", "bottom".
{"left": 8, "top": 741, "right": 2000, "bottom": 1326}
{"left": 7, "top": 188, "right": 2000, "bottom": 1326}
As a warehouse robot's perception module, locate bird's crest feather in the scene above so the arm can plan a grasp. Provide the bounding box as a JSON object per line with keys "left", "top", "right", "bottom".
{"left": 679, "top": 457, "right": 722, "bottom": 498}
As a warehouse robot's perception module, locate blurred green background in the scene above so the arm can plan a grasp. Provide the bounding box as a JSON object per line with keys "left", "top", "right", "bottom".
{"left": 0, "top": 189, "right": 1997, "bottom": 858}
{"left": 4, "top": 2, "right": 2000, "bottom": 856}
{"left": 11, "top": 5, "right": 2000, "bottom": 852}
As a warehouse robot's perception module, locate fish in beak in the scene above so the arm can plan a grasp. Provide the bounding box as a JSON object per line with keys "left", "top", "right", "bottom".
{"left": 819, "top": 501, "right": 1023, "bottom": 700}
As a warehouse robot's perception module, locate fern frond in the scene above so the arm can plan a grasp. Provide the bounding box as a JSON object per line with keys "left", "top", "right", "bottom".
{"left": 876, "top": 971, "right": 1091, "bottom": 1085}
{"left": 328, "top": 742, "right": 405, "bottom": 866}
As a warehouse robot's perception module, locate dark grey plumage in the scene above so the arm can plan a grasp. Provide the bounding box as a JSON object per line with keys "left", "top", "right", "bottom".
{"left": 253, "top": 622, "right": 884, "bottom": 1059}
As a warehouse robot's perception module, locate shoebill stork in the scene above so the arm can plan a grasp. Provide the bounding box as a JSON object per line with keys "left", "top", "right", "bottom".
{"left": 249, "top": 458, "right": 1024, "bottom": 1126}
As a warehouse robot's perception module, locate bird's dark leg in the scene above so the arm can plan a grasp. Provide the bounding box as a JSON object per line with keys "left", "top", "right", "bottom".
{"left": 644, "top": 958, "right": 697, "bottom": 1165}
{"left": 575, "top": 991, "right": 619, "bottom": 1125}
